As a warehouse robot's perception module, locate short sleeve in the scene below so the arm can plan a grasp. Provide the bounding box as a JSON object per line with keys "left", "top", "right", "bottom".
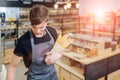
{"left": 14, "top": 39, "right": 25, "bottom": 57}
{"left": 47, "top": 26, "right": 58, "bottom": 41}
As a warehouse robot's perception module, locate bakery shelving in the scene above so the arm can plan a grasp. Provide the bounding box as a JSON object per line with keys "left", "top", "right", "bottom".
{"left": 18, "top": 21, "right": 30, "bottom": 38}
{"left": 79, "top": 13, "right": 120, "bottom": 42}
{"left": 48, "top": 8, "right": 80, "bottom": 34}
{"left": 1, "top": 21, "right": 18, "bottom": 50}
{"left": 54, "top": 28, "right": 120, "bottom": 80}
{"left": 55, "top": 44, "right": 120, "bottom": 80}
{"left": 18, "top": 7, "right": 80, "bottom": 36}
{"left": 54, "top": 11, "right": 120, "bottom": 79}
{"left": 18, "top": 7, "right": 31, "bottom": 38}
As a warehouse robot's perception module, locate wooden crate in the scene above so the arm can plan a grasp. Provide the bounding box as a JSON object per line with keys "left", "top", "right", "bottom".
{"left": 55, "top": 64, "right": 60, "bottom": 79}
{"left": 85, "top": 48, "right": 98, "bottom": 58}
{"left": 60, "top": 68, "right": 71, "bottom": 80}
{"left": 71, "top": 74, "right": 83, "bottom": 80}
{"left": 55, "top": 64, "right": 60, "bottom": 72}
{"left": 61, "top": 56, "right": 72, "bottom": 66}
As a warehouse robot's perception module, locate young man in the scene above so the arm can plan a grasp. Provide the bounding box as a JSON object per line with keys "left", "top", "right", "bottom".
{"left": 7, "top": 5, "right": 61, "bottom": 80}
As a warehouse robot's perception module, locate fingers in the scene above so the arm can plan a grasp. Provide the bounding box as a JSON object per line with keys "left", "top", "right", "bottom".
{"left": 45, "top": 52, "right": 52, "bottom": 55}
{"left": 44, "top": 55, "right": 54, "bottom": 65}
{"left": 45, "top": 52, "right": 53, "bottom": 65}
{"left": 44, "top": 52, "right": 62, "bottom": 65}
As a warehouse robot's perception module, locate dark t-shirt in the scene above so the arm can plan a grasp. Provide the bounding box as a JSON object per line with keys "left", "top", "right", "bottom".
{"left": 14, "top": 26, "right": 57, "bottom": 67}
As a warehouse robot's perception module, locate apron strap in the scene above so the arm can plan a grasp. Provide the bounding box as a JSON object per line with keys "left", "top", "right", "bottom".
{"left": 46, "top": 28, "right": 54, "bottom": 43}
{"left": 29, "top": 29, "right": 34, "bottom": 49}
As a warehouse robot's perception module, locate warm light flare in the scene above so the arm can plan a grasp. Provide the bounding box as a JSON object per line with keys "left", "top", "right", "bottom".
{"left": 94, "top": 10, "right": 104, "bottom": 18}
{"left": 64, "top": 5, "right": 67, "bottom": 10}
{"left": 54, "top": 4, "right": 59, "bottom": 9}
{"left": 66, "top": 3, "right": 71, "bottom": 9}
{"left": 75, "top": 3, "right": 79, "bottom": 8}
{"left": 93, "top": 9, "right": 105, "bottom": 23}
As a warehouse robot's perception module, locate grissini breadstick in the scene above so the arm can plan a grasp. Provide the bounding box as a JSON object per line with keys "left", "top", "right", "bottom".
{"left": 52, "top": 32, "right": 74, "bottom": 51}
{"left": 45, "top": 32, "right": 74, "bottom": 65}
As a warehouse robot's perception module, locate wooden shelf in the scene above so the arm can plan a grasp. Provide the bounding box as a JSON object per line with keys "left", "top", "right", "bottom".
{"left": 55, "top": 47, "right": 120, "bottom": 80}
{"left": 49, "top": 15, "right": 79, "bottom": 20}
{"left": 56, "top": 60, "right": 85, "bottom": 80}
{"left": 18, "top": 26, "right": 30, "bottom": 29}
{"left": 80, "top": 29, "right": 120, "bottom": 36}
{"left": 5, "top": 38, "right": 17, "bottom": 41}
{"left": 63, "top": 48, "right": 120, "bottom": 65}
{"left": 80, "top": 29, "right": 113, "bottom": 36}
{"left": 48, "top": 8, "right": 79, "bottom": 35}
{"left": 1, "top": 28, "right": 16, "bottom": 31}
{"left": 48, "top": 23, "right": 62, "bottom": 26}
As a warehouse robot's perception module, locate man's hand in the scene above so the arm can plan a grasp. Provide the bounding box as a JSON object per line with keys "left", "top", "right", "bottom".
{"left": 44, "top": 52, "right": 62, "bottom": 65}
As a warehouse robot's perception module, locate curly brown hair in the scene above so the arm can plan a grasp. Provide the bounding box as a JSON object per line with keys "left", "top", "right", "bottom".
{"left": 29, "top": 5, "right": 49, "bottom": 26}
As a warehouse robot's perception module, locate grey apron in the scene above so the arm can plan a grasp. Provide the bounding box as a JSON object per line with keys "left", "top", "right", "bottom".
{"left": 27, "top": 29, "right": 58, "bottom": 80}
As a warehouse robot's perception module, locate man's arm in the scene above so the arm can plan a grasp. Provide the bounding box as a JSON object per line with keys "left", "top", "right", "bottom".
{"left": 6, "top": 54, "right": 22, "bottom": 80}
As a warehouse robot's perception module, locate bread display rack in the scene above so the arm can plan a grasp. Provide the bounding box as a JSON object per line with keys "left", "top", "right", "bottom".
{"left": 55, "top": 33, "right": 120, "bottom": 80}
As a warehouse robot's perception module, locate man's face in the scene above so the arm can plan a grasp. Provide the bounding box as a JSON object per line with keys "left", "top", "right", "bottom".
{"left": 31, "top": 21, "right": 47, "bottom": 37}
